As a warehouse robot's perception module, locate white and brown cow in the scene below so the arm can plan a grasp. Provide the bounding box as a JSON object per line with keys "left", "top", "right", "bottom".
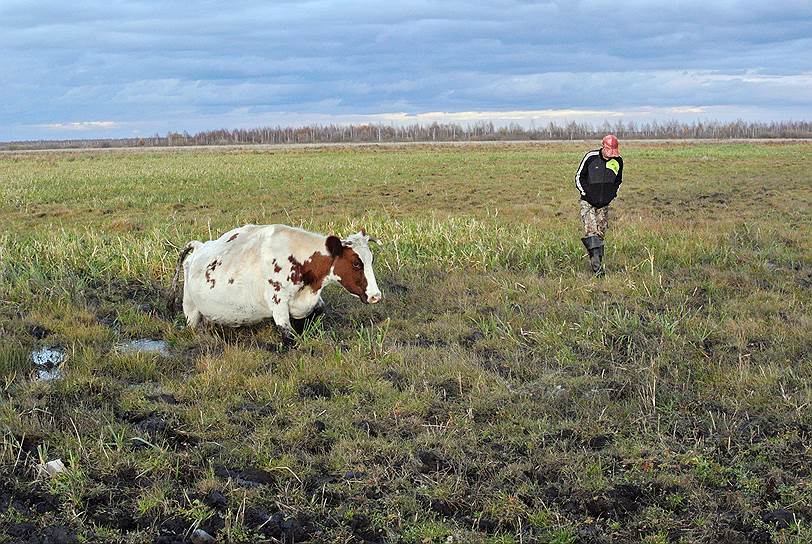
{"left": 169, "top": 224, "right": 382, "bottom": 336}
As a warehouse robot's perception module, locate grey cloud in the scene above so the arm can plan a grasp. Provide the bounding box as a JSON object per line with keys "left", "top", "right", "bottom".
{"left": 1, "top": 0, "right": 810, "bottom": 139}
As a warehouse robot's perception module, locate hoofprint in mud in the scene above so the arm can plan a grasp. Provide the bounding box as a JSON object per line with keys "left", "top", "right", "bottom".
{"left": 169, "top": 225, "right": 382, "bottom": 337}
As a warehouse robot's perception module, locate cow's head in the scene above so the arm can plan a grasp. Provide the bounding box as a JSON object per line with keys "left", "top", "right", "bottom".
{"left": 325, "top": 229, "right": 382, "bottom": 304}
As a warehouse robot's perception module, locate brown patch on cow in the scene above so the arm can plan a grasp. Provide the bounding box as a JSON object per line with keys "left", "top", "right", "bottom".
{"left": 268, "top": 279, "right": 282, "bottom": 292}
{"left": 302, "top": 253, "right": 334, "bottom": 288}
{"left": 288, "top": 252, "right": 335, "bottom": 292}
{"left": 205, "top": 259, "right": 221, "bottom": 289}
{"left": 228, "top": 278, "right": 234, "bottom": 284}
{"left": 272, "top": 295, "right": 281, "bottom": 305}
{"left": 287, "top": 255, "right": 304, "bottom": 284}
{"left": 227, "top": 233, "right": 239, "bottom": 242}
{"left": 274, "top": 263, "right": 282, "bottom": 273}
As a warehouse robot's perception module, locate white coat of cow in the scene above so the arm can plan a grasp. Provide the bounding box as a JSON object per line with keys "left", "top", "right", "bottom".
{"left": 169, "top": 224, "right": 382, "bottom": 336}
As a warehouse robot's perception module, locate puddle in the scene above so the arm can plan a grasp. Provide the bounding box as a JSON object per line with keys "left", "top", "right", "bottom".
{"left": 31, "top": 347, "right": 65, "bottom": 366}
{"left": 30, "top": 347, "right": 65, "bottom": 382}
{"left": 116, "top": 339, "right": 170, "bottom": 356}
{"left": 36, "top": 367, "right": 63, "bottom": 381}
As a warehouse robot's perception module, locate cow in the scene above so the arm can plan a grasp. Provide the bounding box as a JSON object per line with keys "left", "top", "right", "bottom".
{"left": 168, "top": 224, "right": 382, "bottom": 337}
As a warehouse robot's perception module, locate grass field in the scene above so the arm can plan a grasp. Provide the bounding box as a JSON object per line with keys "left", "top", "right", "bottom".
{"left": 1, "top": 141, "right": 811, "bottom": 544}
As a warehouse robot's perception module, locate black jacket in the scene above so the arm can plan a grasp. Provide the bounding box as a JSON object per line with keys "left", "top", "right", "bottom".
{"left": 575, "top": 150, "right": 623, "bottom": 208}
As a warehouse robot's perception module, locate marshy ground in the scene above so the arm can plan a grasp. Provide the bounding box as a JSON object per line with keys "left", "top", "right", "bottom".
{"left": 1, "top": 141, "right": 810, "bottom": 543}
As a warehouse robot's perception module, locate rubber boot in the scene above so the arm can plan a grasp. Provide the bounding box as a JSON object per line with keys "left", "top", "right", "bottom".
{"left": 594, "top": 243, "right": 605, "bottom": 276}
{"left": 581, "top": 236, "right": 605, "bottom": 276}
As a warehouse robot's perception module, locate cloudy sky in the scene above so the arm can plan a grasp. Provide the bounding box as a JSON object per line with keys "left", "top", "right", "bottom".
{"left": 2, "top": 0, "right": 811, "bottom": 140}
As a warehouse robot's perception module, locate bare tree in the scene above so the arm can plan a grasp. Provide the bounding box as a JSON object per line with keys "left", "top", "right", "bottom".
{"left": 3, "top": 120, "right": 810, "bottom": 150}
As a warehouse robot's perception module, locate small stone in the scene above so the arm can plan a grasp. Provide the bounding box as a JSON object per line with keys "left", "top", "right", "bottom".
{"left": 190, "top": 528, "right": 215, "bottom": 543}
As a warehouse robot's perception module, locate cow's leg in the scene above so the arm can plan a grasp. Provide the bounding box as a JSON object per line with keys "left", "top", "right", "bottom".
{"left": 270, "top": 295, "right": 294, "bottom": 339}
{"left": 314, "top": 296, "right": 325, "bottom": 314}
{"left": 306, "top": 296, "right": 326, "bottom": 323}
{"left": 179, "top": 261, "right": 204, "bottom": 329}
{"left": 186, "top": 309, "right": 202, "bottom": 329}
{"left": 182, "top": 293, "right": 202, "bottom": 329}
{"left": 290, "top": 296, "right": 325, "bottom": 335}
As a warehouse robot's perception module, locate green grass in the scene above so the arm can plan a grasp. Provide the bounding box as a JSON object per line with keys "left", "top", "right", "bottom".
{"left": 1, "top": 141, "right": 811, "bottom": 543}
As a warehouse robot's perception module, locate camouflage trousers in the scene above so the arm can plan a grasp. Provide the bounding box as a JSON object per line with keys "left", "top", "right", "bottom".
{"left": 579, "top": 199, "right": 609, "bottom": 238}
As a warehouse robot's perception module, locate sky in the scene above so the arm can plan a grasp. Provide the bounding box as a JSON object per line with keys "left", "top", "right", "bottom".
{"left": 1, "top": 0, "right": 811, "bottom": 141}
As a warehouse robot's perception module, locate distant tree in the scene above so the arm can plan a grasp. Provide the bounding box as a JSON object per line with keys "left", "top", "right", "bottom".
{"left": 3, "top": 120, "right": 810, "bottom": 151}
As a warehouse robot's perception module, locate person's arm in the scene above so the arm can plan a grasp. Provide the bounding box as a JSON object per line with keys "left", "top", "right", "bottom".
{"left": 616, "top": 157, "right": 623, "bottom": 186}
{"left": 575, "top": 151, "right": 596, "bottom": 196}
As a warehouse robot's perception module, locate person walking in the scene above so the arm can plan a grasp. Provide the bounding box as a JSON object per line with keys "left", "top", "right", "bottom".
{"left": 575, "top": 134, "right": 623, "bottom": 275}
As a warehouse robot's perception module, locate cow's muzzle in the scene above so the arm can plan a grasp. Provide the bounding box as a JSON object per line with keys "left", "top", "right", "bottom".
{"left": 368, "top": 293, "right": 382, "bottom": 304}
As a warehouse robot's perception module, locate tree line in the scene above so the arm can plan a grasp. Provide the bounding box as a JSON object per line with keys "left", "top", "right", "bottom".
{"left": 3, "top": 119, "right": 810, "bottom": 150}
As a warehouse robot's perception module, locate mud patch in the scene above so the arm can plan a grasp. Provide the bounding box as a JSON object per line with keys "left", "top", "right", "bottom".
{"left": 383, "top": 280, "right": 409, "bottom": 296}
{"left": 298, "top": 380, "right": 332, "bottom": 399}
{"left": 214, "top": 466, "right": 276, "bottom": 487}
{"left": 380, "top": 368, "right": 408, "bottom": 390}
{"left": 582, "top": 483, "right": 645, "bottom": 519}
{"left": 202, "top": 490, "right": 228, "bottom": 510}
{"left": 798, "top": 269, "right": 812, "bottom": 289}
{"left": 38, "top": 525, "right": 78, "bottom": 544}
{"left": 433, "top": 377, "right": 465, "bottom": 400}
{"left": 762, "top": 508, "right": 800, "bottom": 530}
{"left": 28, "top": 324, "right": 52, "bottom": 340}
{"left": 586, "top": 434, "right": 614, "bottom": 451}
{"left": 246, "top": 509, "right": 314, "bottom": 541}
{"left": 416, "top": 450, "right": 454, "bottom": 474}
{"left": 461, "top": 330, "right": 485, "bottom": 347}
{"left": 353, "top": 419, "right": 384, "bottom": 438}
{"left": 400, "top": 333, "right": 448, "bottom": 348}
{"left": 127, "top": 414, "right": 199, "bottom": 448}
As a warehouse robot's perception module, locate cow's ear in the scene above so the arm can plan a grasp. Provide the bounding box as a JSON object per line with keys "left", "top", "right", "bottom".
{"left": 325, "top": 235, "right": 343, "bottom": 257}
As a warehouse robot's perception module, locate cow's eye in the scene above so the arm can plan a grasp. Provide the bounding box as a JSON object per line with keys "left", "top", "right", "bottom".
{"left": 352, "top": 259, "right": 363, "bottom": 270}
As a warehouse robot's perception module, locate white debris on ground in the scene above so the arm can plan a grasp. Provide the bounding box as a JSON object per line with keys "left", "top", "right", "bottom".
{"left": 38, "top": 459, "right": 67, "bottom": 478}
{"left": 190, "top": 529, "right": 215, "bottom": 543}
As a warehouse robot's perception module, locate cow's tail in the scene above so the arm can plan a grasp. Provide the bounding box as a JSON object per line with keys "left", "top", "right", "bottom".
{"left": 168, "top": 241, "right": 201, "bottom": 314}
